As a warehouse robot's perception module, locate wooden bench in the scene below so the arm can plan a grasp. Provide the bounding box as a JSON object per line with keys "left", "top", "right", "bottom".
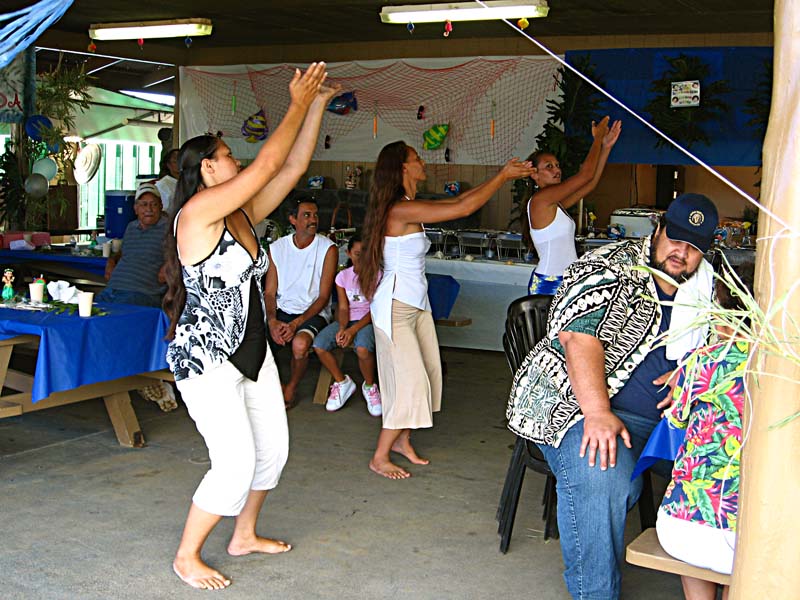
{"left": 313, "top": 348, "right": 345, "bottom": 405}
{"left": 626, "top": 528, "right": 731, "bottom": 586}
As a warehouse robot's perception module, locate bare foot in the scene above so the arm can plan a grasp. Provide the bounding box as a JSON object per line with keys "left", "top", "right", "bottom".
{"left": 282, "top": 384, "right": 297, "bottom": 410}
{"left": 369, "top": 458, "right": 411, "bottom": 479}
{"left": 391, "top": 434, "right": 429, "bottom": 465}
{"left": 227, "top": 536, "right": 292, "bottom": 557}
{"left": 173, "top": 556, "right": 231, "bottom": 590}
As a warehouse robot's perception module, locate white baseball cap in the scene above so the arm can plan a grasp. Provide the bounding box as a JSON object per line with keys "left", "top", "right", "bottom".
{"left": 135, "top": 182, "right": 162, "bottom": 202}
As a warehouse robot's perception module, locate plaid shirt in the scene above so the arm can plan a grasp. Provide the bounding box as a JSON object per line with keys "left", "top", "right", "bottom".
{"left": 507, "top": 236, "right": 666, "bottom": 447}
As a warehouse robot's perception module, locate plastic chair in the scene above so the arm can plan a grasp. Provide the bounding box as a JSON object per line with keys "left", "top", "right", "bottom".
{"left": 498, "top": 295, "right": 558, "bottom": 551}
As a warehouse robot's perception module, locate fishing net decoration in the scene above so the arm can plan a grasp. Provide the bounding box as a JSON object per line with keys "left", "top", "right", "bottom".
{"left": 183, "top": 56, "right": 560, "bottom": 165}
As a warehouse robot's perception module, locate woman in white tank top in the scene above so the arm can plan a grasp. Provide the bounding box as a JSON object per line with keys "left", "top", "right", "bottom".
{"left": 526, "top": 116, "right": 622, "bottom": 295}
{"left": 359, "top": 141, "right": 534, "bottom": 480}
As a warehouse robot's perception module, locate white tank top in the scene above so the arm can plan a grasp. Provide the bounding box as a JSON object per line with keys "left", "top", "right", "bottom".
{"left": 370, "top": 231, "right": 431, "bottom": 341}
{"left": 528, "top": 199, "right": 577, "bottom": 276}
{"left": 269, "top": 233, "right": 335, "bottom": 320}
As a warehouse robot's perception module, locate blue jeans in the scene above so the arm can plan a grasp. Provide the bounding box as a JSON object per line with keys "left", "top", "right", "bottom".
{"left": 538, "top": 409, "right": 659, "bottom": 600}
{"left": 312, "top": 321, "right": 375, "bottom": 352}
{"left": 96, "top": 287, "right": 162, "bottom": 308}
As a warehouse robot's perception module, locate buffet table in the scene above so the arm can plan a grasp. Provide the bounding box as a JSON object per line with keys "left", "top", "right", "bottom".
{"left": 0, "top": 304, "right": 171, "bottom": 447}
{"left": 425, "top": 257, "right": 533, "bottom": 351}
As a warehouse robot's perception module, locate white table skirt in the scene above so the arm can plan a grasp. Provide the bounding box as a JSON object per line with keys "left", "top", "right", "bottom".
{"left": 425, "top": 257, "right": 534, "bottom": 351}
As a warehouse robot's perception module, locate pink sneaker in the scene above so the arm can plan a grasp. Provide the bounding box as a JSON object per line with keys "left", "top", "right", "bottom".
{"left": 362, "top": 382, "right": 382, "bottom": 417}
{"left": 326, "top": 375, "right": 356, "bottom": 412}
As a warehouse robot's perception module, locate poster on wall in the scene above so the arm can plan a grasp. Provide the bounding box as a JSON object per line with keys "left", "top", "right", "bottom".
{"left": 670, "top": 80, "right": 700, "bottom": 108}
{"left": 179, "top": 56, "right": 561, "bottom": 166}
{"left": 0, "top": 48, "right": 35, "bottom": 124}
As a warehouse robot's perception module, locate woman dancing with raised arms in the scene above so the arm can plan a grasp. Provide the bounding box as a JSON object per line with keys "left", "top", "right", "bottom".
{"left": 163, "top": 63, "right": 338, "bottom": 589}
{"left": 360, "top": 141, "right": 534, "bottom": 479}
{"left": 525, "top": 116, "right": 621, "bottom": 294}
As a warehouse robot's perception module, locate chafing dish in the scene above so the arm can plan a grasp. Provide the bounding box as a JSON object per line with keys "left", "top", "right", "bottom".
{"left": 608, "top": 207, "right": 662, "bottom": 238}
{"left": 495, "top": 232, "right": 525, "bottom": 259}
{"left": 456, "top": 230, "right": 494, "bottom": 257}
{"left": 425, "top": 228, "right": 457, "bottom": 255}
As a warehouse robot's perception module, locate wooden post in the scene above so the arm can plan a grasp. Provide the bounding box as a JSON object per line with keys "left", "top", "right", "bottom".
{"left": 731, "top": 1, "right": 800, "bottom": 597}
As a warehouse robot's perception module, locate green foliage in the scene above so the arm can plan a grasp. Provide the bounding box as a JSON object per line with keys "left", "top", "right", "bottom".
{"left": 744, "top": 59, "right": 772, "bottom": 140}
{"left": 508, "top": 56, "right": 605, "bottom": 233}
{"left": 645, "top": 54, "right": 730, "bottom": 149}
{"left": 0, "top": 56, "right": 92, "bottom": 230}
{"left": 535, "top": 55, "right": 606, "bottom": 179}
{"left": 0, "top": 146, "right": 26, "bottom": 228}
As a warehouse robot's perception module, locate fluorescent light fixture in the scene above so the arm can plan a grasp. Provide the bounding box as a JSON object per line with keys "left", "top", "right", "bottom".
{"left": 380, "top": 0, "right": 548, "bottom": 23}
{"left": 89, "top": 18, "right": 213, "bottom": 41}
{"left": 120, "top": 90, "right": 176, "bottom": 106}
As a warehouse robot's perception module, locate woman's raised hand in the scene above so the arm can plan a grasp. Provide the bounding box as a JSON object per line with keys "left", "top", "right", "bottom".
{"left": 289, "top": 62, "right": 328, "bottom": 109}
{"left": 591, "top": 115, "right": 610, "bottom": 140}
{"left": 500, "top": 158, "right": 535, "bottom": 180}
{"left": 602, "top": 119, "right": 622, "bottom": 149}
{"left": 315, "top": 82, "right": 342, "bottom": 106}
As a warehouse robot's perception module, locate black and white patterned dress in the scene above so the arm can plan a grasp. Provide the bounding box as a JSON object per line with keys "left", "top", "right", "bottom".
{"left": 167, "top": 211, "right": 269, "bottom": 382}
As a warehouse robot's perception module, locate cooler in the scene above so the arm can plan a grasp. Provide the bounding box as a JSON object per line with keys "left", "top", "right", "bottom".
{"left": 105, "top": 190, "right": 136, "bottom": 239}
{"left": 608, "top": 207, "right": 663, "bottom": 238}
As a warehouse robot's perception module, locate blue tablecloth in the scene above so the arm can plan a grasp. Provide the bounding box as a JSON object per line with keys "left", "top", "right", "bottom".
{"left": 0, "top": 250, "right": 107, "bottom": 278}
{"left": 0, "top": 304, "right": 169, "bottom": 403}
{"left": 426, "top": 274, "right": 460, "bottom": 320}
{"left": 631, "top": 418, "right": 686, "bottom": 481}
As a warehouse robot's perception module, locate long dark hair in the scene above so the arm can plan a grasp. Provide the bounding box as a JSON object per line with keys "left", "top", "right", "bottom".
{"left": 520, "top": 149, "right": 553, "bottom": 250}
{"left": 360, "top": 141, "right": 408, "bottom": 300}
{"left": 159, "top": 148, "right": 179, "bottom": 178}
{"left": 162, "top": 135, "right": 221, "bottom": 339}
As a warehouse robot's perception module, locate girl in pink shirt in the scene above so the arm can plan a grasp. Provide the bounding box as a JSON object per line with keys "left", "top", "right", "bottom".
{"left": 313, "top": 234, "right": 382, "bottom": 416}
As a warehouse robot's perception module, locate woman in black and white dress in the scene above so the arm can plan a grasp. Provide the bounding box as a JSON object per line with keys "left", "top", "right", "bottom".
{"left": 162, "top": 63, "right": 338, "bottom": 590}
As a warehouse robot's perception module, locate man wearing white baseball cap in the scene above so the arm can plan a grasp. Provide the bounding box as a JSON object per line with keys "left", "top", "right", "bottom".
{"left": 98, "top": 181, "right": 168, "bottom": 307}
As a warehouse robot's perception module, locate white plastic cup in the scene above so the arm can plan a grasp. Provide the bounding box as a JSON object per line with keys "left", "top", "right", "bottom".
{"left": 111, "top": 239, "right": 122, "bottom": 253}
{"left": 102, "top": 241, "right": 112, "bottom": 257}
{"left": 29, "top": 282, "right": 44, "bottom": 303}
{"left": 78, "top": 291, "right": 94, "bottom": 317}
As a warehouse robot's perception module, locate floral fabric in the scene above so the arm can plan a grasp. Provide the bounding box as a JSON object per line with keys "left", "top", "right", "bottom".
{"left": 660, "top": 341, "right": 748, "bottom": 532}
{"left": 167, "top": 211, "right": 269, "bottom": 381}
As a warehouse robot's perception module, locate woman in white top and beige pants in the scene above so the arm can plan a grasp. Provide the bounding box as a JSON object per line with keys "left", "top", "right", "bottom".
{"left": 525, "top": 117, "right": 621, "bottom": 295}
{"left": 359, "top": 141, "right": 534, "bottom": 479}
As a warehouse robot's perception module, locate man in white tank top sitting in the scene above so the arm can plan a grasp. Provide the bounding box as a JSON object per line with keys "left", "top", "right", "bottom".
{"left": 265, "top": 198, "right": 338, "bottom": 408}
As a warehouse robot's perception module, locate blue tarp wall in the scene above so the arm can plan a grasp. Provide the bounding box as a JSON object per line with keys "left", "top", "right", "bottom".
{"left": 565, "top": 47, "right": 773, "bottom": 167}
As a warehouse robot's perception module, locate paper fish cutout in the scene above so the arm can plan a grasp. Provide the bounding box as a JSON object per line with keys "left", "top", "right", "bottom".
{"left": 423, "top": 123, "right": 449, "bottom": 150}
{"left": 241, "top": 109, "right": 268, "bottom": 142}
{"left": 327, "top": 91, "right": 358, "bottom": 115}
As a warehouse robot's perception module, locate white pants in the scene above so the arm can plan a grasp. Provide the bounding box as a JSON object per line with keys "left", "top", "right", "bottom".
{"left": 176, "top": 353, "right": 288, "bottom": 517}
{"left": 656, "top": 507, "right": 736, "bottom": 575}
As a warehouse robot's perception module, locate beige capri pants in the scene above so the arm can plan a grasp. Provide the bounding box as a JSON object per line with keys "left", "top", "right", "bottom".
{"left": 374, "top": 300, "right": 442, "bottom": 430}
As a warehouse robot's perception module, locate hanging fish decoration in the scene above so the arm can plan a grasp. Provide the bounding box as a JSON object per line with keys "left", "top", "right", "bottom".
{"left": 241, "top": 109, "right": 268, "bottom": 142}
{"left": 326, "top": 91, "right": 358, "bottom": 115}
{"left": 417, "top": 105, "right": 425, "bottom": 120}
{"left": 422, "top": 123, "right": 449, "bottom": 150}
{"left": 324, "top": 135, "right": 331, "bottom": 149}
{"left": 445, "top": 147, "right": 451, "bottom": 162}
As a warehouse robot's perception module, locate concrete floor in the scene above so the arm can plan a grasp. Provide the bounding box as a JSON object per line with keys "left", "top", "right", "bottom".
{"left": 0, "top": 348, "right": 683, "bottom": 599}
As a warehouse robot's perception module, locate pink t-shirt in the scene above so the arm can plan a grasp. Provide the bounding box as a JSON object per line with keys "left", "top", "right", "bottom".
{"left": 335, "top": 266, "right": 371, "bottom": 321}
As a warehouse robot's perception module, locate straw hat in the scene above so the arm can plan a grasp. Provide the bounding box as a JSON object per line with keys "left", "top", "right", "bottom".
{"left": 74, "top": 144, "right": 102, "bottom": 184}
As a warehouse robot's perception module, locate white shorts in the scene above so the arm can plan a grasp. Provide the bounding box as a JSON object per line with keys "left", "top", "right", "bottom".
{"left": 176, "top": 353, "right": 288, "bottom": 516}
{"left": 656, "top": 506, "right": 736, "bottom": 575}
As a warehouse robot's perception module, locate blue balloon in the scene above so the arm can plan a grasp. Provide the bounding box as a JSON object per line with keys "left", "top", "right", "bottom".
{"left": 25, "top": 115, "right": 53, "bottom": 142}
